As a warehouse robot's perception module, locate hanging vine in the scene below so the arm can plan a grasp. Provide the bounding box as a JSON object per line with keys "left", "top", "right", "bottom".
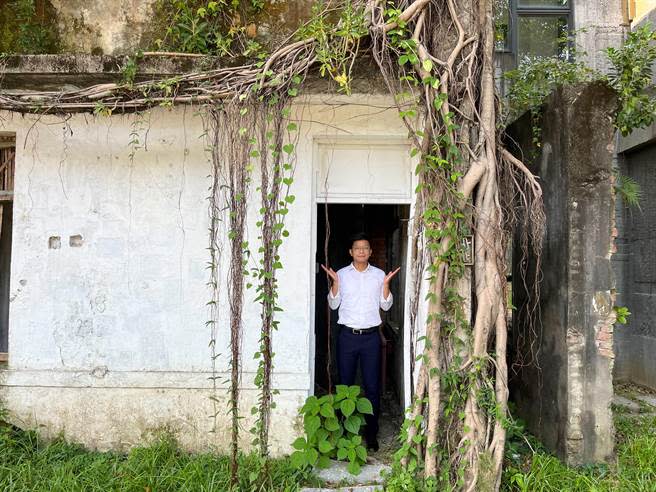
{"left": 249, "top": 77, "right": 304, "bottom": 464}
{"left": 0, "top": 1, "right": 549, "bottom": 490}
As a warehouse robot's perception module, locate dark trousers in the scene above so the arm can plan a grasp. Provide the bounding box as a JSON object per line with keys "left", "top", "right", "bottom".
{"left": 337, "top": 326, "right": 381, "bottom": 441}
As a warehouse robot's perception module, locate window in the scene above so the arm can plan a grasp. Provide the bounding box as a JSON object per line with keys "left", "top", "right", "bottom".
{"left": 495, "top": 0, "right": 572, "bottom": 62}
{"left": 0, "top": 134, "right": 14, "bottom": 363}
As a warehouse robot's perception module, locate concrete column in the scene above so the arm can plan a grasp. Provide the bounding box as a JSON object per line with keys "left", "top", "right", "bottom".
{"left": 574, "top": 0, "right": 628, "bottom": 74}
{"left": 509, "top": 82, "right": 617, "bottom": 465}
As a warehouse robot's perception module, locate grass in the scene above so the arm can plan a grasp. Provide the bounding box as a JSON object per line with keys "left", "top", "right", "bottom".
{"left": 2, "top": 397, "right": 655, "bottom": 491}
{"left": 502, "top": 408, "right": 656, "bottom": 491}
{"left": 0, "top": 421, "right": 319, "bottom": 492}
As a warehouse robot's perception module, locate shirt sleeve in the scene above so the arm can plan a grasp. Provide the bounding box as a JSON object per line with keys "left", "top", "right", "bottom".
{"left": 327, "top": 270, "right": 342, "bottom": 310}
{"left": 328, "top": 288, "right": 341, "bottom": 310}
{"left": 380, "top": 290, "right": 393, "bottom": 311}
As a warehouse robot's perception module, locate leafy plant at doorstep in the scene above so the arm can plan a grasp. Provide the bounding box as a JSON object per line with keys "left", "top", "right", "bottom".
{"left": 291, "top": 385, "right": 373, "bottom": 475}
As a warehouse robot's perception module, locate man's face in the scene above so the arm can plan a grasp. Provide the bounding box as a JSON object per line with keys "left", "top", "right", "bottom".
{"left": 349, "top": 239, "right": 372, "bottom": 264}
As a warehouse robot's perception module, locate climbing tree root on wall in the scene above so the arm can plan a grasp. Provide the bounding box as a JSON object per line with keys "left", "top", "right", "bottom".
{"left": 368, "top": 1, "right": 545, "bottom": 489}
{"left": 0, "top": 1, "right": 545, "bottom": 490}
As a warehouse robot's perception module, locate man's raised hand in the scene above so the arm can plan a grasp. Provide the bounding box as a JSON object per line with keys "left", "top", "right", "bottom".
{"left": 384, "top": 267, "right": 401, "bottom": 284}
{"left": 321, "top": 264, "right": 338, "bottom": 283}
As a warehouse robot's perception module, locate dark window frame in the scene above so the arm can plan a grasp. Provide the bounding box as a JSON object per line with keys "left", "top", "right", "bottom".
{"left": 497, "top": 0, "right": 573, "bottom": 60}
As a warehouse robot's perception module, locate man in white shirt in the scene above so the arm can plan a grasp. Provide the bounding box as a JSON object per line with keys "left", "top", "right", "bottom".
{"left": 322, "top": 232, "right": 400, "bottom": 451}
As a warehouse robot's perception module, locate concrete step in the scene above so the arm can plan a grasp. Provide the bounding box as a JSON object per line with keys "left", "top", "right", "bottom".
{"left": 301, "top": 487, "right": 383, "bottom": 492}
{"left": 303, "top": 458, "right": 390, "bottom": 491}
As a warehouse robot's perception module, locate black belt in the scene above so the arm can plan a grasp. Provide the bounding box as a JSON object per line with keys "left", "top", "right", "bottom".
{"left": 340, "top": 325, "right": 378, "bottom": 335}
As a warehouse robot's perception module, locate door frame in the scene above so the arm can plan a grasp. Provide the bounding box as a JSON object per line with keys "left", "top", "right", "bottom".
{"left": 308, "top": 135, "right": 417, "bottom": 410}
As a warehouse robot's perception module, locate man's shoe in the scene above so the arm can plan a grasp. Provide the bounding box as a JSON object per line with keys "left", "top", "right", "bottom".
{"left": 366, "top": 437, "right": 379, "bottom": 452}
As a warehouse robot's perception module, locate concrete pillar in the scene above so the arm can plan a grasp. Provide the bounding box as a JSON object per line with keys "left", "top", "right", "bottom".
{"left": 509, "top": 82, "right": 617, "bottom": 465}
{"left": 574, "top": 0, "right": 628, "bottom": 74}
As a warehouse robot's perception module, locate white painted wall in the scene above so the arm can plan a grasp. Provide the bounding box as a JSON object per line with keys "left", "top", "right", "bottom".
{"left": 0, "top": 94, "right": 414, "bottom": 454}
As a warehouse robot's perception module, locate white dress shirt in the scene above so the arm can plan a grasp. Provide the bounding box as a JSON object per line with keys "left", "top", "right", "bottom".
{"left": 328, "top": 263, "right": 393, "bottom": 328}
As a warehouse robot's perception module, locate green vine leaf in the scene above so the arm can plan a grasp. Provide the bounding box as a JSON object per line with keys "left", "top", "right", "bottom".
{"left": 320, "top": 402, "right": 335, "bottom": 418}
{"left": 356, "top": 397, "right": 373, "bottom": 415}
{"left": 340, "top": 399, "right": 356, "bottom": 417}
{"left": 343, "top": 415, "right": 360, "bottom": 434}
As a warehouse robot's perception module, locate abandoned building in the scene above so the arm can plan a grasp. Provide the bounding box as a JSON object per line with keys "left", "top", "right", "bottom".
{"left": 613, "top": 6, "right": 656, "bottom": 393}
{"left": 0, "top": 0, "right": 651, "bottom": 468}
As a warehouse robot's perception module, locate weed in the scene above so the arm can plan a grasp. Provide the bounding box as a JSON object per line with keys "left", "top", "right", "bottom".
{"left": 0, "top": 425, "right": 318, "bottom": 491}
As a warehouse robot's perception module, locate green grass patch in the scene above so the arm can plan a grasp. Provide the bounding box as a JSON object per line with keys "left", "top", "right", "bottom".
{"left": 0, "top": 422, "right": 318, "bottom": 491}
{"left": 502, "top": 412, "right": 656, "bottom": 491}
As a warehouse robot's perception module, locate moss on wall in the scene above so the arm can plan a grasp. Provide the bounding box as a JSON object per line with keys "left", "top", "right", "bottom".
{"left": 141, "top": 0, "right": 315, "bottom": 56}
{"left": 0, "top": 0, "right": 60, "bottom": 54}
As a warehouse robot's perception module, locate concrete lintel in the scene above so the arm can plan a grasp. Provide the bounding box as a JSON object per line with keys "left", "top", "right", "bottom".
{"left": 0, "top": 54, "right": 388, "bottom": 94}
{"left": 0, "top": 54, "right": 225, "bottom": 90}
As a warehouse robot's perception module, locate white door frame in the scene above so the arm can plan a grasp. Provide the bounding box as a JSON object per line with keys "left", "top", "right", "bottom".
{"left": 308, "top": 135, "right": 417, "bottom": 410}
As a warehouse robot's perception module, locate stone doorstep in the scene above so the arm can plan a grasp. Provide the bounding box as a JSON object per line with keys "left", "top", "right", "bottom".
{"left": 308, "top": 459, "right": 390, "bottom": 490}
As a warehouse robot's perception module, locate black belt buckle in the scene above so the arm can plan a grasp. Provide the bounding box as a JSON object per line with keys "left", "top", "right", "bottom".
{"left": 352, "top": 327, "right": 374, "bottom": 335}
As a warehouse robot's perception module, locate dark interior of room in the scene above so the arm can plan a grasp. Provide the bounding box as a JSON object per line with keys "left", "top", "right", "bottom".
{"left": 314, "top": 203, "right": 409, "bottom": 451}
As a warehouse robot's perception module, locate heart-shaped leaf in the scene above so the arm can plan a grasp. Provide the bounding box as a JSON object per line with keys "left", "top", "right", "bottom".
{"left": 344, "top": 415, "right": 361, "bottom": 434}
{"left": 290, "top": 450, "right": 306, "bottom": 469}
{"left": 307, "top": 447, "right": 319, "bottom": 466}
{"left": 356, "top": 398, "right": 373, "bottom": 415}
{"left": 325, "top": 417, "right": 340, "bottom": 432}
{"left": 348, "top": 386, "right": 361, "bottom": 398}
{"left": 315, "top": 428, "right": 329, "bottom": 442}
{"left": 304, "top": 415, "right": 321, "bottom": 437}
{"left": 318, "top": 439, "right": 333, "bottom": 454}
{"left": 292, "top": 437, "right": 307, "bottom": 450}
{"left": 341, "top": 399, "right": 355, "bottom": 417}
{"left": 347, "top": 460, "right": 361, "bottom": 475}
{"left": 317, "top": 455, "right": 331, "bottom": 469}
{"left": 320, "top": 402, "right": 335, "bottom": 418}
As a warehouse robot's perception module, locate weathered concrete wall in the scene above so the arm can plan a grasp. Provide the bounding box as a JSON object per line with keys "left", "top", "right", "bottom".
{"left": 49, "top": 0, "right": 158, "bottom": 54}
{"left": 509, "top": 82, "right": 617, "bottom": 465}
{"left": 574, "top": 0, "right": 627, "bottom": 74}
{"left": 614, "top": 145, "right": 656, "bottom": 389}
{"left": 0, "top": 94, "right": 412, "bottom": 453}
{"left": 14, "top": 0, "right": 315, "bottom": 54}
{"left": 613, "top": 7, "right": 656, "bottom": 390}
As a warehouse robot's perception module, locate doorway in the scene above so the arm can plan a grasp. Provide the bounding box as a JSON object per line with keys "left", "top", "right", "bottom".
{"left": 313, "top": 203, "right": 409, "bottom": 455}
{"left": 0, "top": 136, "right": 15, "bottom": 363}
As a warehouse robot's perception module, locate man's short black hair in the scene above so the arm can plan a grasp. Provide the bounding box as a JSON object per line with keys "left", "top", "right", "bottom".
{"left": 350, "top": 232, "right": 370, "bottom": 248}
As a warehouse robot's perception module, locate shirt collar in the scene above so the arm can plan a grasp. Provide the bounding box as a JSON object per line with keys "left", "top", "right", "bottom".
{"left": 349, "top": 262, "right": 370, "bottom": 273}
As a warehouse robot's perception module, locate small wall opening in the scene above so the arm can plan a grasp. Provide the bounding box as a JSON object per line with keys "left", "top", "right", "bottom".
{"left": 314, "top": 203, "right": 409, "bottom": 452}
{"left": 0, "top": 133, "right": 15, "bottom": 362}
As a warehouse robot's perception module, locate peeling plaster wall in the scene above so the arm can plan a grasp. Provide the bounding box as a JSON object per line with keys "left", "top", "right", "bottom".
{"left": 0, "top": 95, "right": 411, "bottom": 453}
